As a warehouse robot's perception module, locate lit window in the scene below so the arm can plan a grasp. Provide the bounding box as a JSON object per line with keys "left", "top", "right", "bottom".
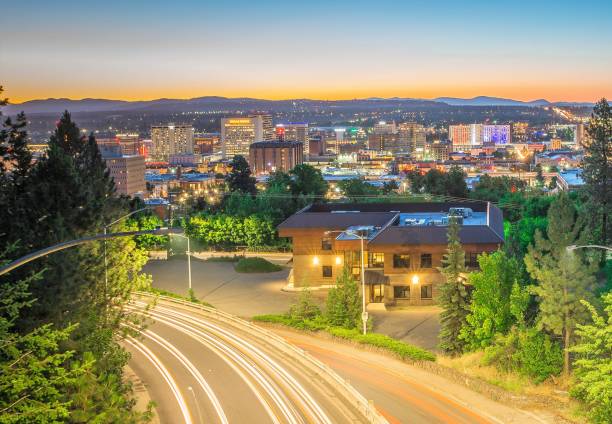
{"left": 393, "top": 254, "right": 410, "bottom": 268}
{"left": 394, "top": 285, "right": 410, "bottom": 299}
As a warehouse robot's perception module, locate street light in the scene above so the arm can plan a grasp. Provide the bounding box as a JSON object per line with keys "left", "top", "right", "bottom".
{"left": 325, "top": 228, "right": 368, "bottom": 335}
{"left": 0, "top": 228, "right": 183, "bottom": 277}
{"left": 171, "top": 233, "right": 192, "bottom": 291}
{"left": 566, "top": 245, "right": 612, "bottom": 253}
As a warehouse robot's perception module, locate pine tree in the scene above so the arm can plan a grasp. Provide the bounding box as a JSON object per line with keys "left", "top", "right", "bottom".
{"left": 524, "top": 193, "right": 598, "bottom": 377}
{"left": 582, "top": 98, "right": 612, "bottom": 245}
{"left": 326, "top": 267, "right": 362, "bottom": 329}
{"left": 438, "top": 219, "right": 470, "bottom": 354}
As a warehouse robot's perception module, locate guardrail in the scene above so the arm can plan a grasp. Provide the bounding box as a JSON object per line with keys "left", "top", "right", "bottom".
{"left": 134, "top": 291, "right": 387, "bottom": 424}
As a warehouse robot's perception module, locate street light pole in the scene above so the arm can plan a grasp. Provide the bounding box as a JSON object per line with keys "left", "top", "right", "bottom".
{"left": 0, "top": 228, "right": 183, "bottom": 277}
{"left": 171, "top": 233, "right": 192, "bottom": 292}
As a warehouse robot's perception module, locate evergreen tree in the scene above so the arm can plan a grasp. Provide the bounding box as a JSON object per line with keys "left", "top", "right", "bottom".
{"left": 582, "top": 98, "right": 612, "bottom": 245}
{"left": 338, "top": 178, "right": 380, "bottom": 201}
{"left": 225, "top": 155, "right": 257, "bottom": 195}
{"left": 445, "top": 166, "right": 469, "bottom": 198}
{"left": 381, "top": 180, "right": 399, "bottom": 195}
{"left": 570, "top": 292, "right": 612, "bottom": 424}
{"left": 438, "top": 219, "right": 470, "bottom": 354}
{"left": 524, "top": 193, "right": 598, "bottom": 377}
{"left": 535, "top": 163, "right": 545, "bottom": 187}
{"left": 325, "top": 268, "right": 362, "bottom": 329}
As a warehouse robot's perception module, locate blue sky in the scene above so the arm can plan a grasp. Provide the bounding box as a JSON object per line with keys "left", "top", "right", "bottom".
{"left": 2, "top": 0, "right": 611, "bottom": 102}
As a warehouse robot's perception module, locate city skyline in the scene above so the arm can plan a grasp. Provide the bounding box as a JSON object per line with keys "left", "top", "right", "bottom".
{"left": 3, "top": 0, "right": 612, "bottom": 103}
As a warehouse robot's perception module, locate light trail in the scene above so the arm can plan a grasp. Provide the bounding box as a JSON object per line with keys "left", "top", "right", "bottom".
{"left": 124, "top": 337, "right": 193, "bottom": 424}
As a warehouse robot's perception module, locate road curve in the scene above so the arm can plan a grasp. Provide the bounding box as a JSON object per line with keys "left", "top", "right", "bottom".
{"left": 125, "top": 294, "right": 384, "bottom": 424}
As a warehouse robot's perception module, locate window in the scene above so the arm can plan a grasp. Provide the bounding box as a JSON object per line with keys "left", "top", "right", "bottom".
{"left": 394, "top": 285, "right": 410, "bottom": 299}
{"left": 421, "top": 284, "right": 432, "bottom": 299}
{"left": 344, "top": 251, "right": 361, "bottom": 276}
{"left": 420, "top": 253, "right": 432, "bottom": 268}
{"left": 368, "top": 252, "right": 385, "bottom": 268}
{"left": 393, "top": 254, "right": 410, "bottom": 268}
{"left": 322, "top": 266, "right": 333, "bottom": 278}
{"left": 465, "top": 252, "right": 479, "bottom": 268}
{"left": 321, "top": 237, "right": 332, "bottom": 251}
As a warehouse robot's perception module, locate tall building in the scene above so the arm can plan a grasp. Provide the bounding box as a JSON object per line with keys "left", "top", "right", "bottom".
{"left": 398, "top": 122, "right": 426, "bottom": 155}
{"left": 194, "top": 132, "right": 220, "bottom": 155}
{"left": 221, "top": 114, "right": 274, "bottom": 159}
{"left": 373, "top": 121, "right": 397, "bottom": 135}
{"left": 104, "top": 155, "right": 146, "bottom": 197}
{"left": 368, "top": 133, "right": 399, "bottom": 152}
{"left": 482, "top": 125, "right": 511, "bottom": 145}
{"left": 430, "top": 141, "right": 450, "bottom": 161}
{"left": 276, "top": 123, "right": 309, "bottom": 154}
{"left": 150, "top": 124, "right": 194, "bottom": 161}
{"left": 248, "top": 141, "right": 303, "bottom": 175}
{"left": 448, "top": 124, "right": 482, "bottom": 149}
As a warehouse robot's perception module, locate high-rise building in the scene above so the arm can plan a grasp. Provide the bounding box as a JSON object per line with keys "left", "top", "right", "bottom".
{"left": 367, "top": 133, "right": 399, "bottom": 152}
{"left": 221, "top": 114, "right": 274, "bottom": 159}
{"left": 482, "top": 125, "right": 511, "bottom": 144}
{"left": 276, "top": 122, "right": 309, "bottom": 154}
{"left": 150, "top": 124, "right": 194, "bottom": 161}
{"left": 104, "top": 155, "right": 146, "bottom": 197}
{"left": 373, "top": 121, "right": 397, "bottom": 135}
{"left": 398, "top": 122, "right": 426, "bottom": 155}
{"left": 248, "top": 141, "right": 303, "bottom": 175}
{"left": 194, "top": 133, "right": 220, "bottom": 155}
{"left": 448, "top": 124, "right": 482, "bottom": 149}
{"left": 430, "top": 141, "right": 450, "bottom": 161}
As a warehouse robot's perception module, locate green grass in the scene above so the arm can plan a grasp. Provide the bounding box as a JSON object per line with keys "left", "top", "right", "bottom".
{"left": 234, "top": 257, "right": 283, "bottom": 273}
{"left": 144, "top": 287, "right": 214, "bottom": 308}
{"left": 253, "top": 314, "right": 435, "bottom": 362}
{"left": 203, "top": 255, "right": 244, "bottom": 262}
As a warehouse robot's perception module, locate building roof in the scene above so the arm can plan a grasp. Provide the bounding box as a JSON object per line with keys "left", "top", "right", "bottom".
{"left": 278, "top": 211, "right": 397, "bottom": 230}
{"left": 249, "top": 141, "right": 303, "bottom": 148}
{"left": 278, "top": 201, "right": 504, "bottom": 246}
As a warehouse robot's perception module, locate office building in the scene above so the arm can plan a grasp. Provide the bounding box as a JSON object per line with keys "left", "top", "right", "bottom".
{"left": 221, "top": 114, "right": 274, "bottom": 159}
{"left": 276, "top": 122, "right": 309, "bottom": 154}
{"left": 449, "top": 124, "right": 511, "bottom": 148}
{"left": 194, "top": 133, "right": 220, "bottom": 155}
{"left": 151, "top": 124, "right": 194, "bottom": 161}
{"left": 115, "top": 133, "right": 142, "bottom": 156}
{"left": 278, "top": 202, "right": 503, "bottom": 305}
{"left": 373, "top": 121, "right": 397, "bottom": 135}
{"left": 398, "top": 122, "right": 426, "bottom": 155}
{"left": 482, "top": 125, "right": 511, "bottom": 145}
{"left": 249, "top": 141, "right": 303, "bottom": 175}
{"left": 367, "top": 133, "right": 399, "bottom": 152}
{"left": 103, "top": 153, "right": 146, "bottom": 197}
{"left": 430, "top": 141, "right": 450, "bottom": 161}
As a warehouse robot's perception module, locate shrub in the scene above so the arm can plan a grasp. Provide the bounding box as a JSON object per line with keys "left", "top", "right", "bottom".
{"left": 234, "top": 257, "right": 282, "bottom": 273}
{"left": 483, "top": 326, "right": 563, "bottom": 383}
{"left": 327, "top": 327, "right": 436, "bottom": 362}
{"left": 289, "top": 288, "right": 321, "bottom": 321}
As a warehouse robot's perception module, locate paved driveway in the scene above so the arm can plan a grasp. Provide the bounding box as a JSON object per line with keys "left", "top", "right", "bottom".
{"left": 144, "top": 257, "right": 298, "bottom": 318}
{"left": 370, "top": 307, "right": 441, "bottom": 352}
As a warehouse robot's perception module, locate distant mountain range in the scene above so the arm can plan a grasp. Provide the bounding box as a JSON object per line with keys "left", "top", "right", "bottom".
{"left": 1, "top": 95, "right": 595, "bottom": 115}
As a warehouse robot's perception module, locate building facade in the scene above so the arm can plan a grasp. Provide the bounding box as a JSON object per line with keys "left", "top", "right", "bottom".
{"left": 248, "top": 141, "right": 303, "bottom": 175}
{"left": 151, "top": 124, "right": 194, "bottom": 161}
{"left": 276, "top": 123, "right": 309, "bottom": 155}
{"left": 278, "top": 202, "right": 503, "bottom": 306}
{"left": 397, "top": 122, "right": 426, "bottom": 156}
{"left": 104, "top": 155, "right": 146, "bottom": 197}
{"left": 221, "top": 114, "right": 274, "bottom": 159}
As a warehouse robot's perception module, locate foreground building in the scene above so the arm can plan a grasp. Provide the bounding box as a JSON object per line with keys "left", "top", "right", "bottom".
{"left": 278, "top": 202, "right": 503, "bottom": 306}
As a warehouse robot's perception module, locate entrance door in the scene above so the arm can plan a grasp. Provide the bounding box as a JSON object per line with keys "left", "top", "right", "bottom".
{"left": 370, "top": 284, "right": 384, "bottom": 303}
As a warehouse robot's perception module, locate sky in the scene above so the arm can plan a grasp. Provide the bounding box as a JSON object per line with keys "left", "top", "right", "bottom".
{"left": 2, "top": 0, "right": 612, "bottom": 103}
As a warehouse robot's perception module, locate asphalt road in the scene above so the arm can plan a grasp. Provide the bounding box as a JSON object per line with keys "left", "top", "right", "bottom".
{"left": 271, "top": 328, "right": 554, "bottom": 424}
{"left": 125, "top": 295, "right": 379, "bottom": 424}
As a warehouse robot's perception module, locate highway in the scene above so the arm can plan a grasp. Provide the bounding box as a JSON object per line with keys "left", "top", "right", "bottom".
{"left": 124, "top": 295, "right": 382, "bottom": 424}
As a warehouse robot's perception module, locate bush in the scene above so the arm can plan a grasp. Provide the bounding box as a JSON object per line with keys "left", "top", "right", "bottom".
{"left": 289, "top": 288, "right": 321, "bottom": 321}
{"left": 252, "top": 315, "right": 436, "bottom": 362}
{"left": 483, "top": 326, "right": 563, "bottom": 383}
{"left": 204, "top": 255, "right": 243, "bottom": 262}
{"left": 144, "top": 287, "right": 214, "bottom": 308}
{"left": 234, "top": 257, "right": 282, "bottom": 273}
{"left": 327, "top": 327, "right": 436, "bottom": 362}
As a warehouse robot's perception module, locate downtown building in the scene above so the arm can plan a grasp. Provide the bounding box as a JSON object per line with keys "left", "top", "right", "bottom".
{"left": 275, "top": 123, "right": 309, "bottom": 155}
{"left": 249, "top": 141, "right": 303, "bottom": 175}
{"left": 98, "top": 143, "right": 145, "bottom": 197}
{"left": 150, "top": 124, "right": 194, "bottom": 161}
{"left": 449, "top": 124, "right": 511, "bottom": 150}
{"left": 221, "top": 114, "right": 274, "bottom": 159}
{"left": 278, "top": 202, "right": 503, "bottom": 306}
{"left": 398, "top": 122, "right": 426, "bottom": 156}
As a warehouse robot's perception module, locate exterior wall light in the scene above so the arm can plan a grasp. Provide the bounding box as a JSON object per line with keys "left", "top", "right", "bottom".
{"left": 335, "top": 256, "right": 342, "bottom": 265}
{"left": 313, "top": 256, "right": 320, "bottom": 265}
{"left": 412, "top": 275, "right": 419, "bottom": 285}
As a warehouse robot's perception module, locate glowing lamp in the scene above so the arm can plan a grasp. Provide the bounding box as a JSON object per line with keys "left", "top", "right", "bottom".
{"left": 335, "top": 256, "right": 342, "bottom": 265}
{"left": 412, "top": 275, "right": 419, "bottom": 285}
{"left": 313, "top": 256, "right": 320, "bottom": 265}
